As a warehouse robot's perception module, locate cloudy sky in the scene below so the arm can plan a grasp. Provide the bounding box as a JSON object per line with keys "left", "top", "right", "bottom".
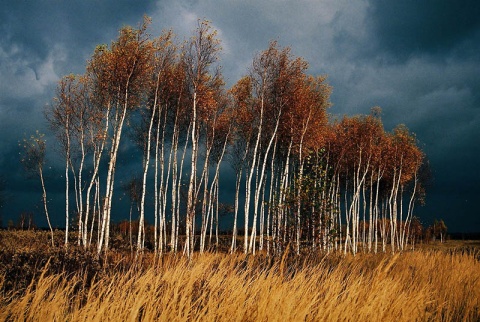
{"left": 1, "top": 1, "right": 479, "bottom": 232}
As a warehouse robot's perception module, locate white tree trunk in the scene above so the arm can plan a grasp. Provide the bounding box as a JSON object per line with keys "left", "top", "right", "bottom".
{"left": 137, "top": 101, "right": 158, "bottom": 253}
{"left": 98, "top": 99, "right": 128, "bottom": 254}
{"left": 83, "top": 109, "right": 109, "bottom": 248}
{"left": 39, "top": 166, "right": 54, "bottom": 246}
{"left": 64, "top": 122, "right": 70, "bottom": 247}
{"left": 244, "top": 98, "right": 264, "bottom": 253}
{"left": 186, "top": 91, "right": 198, "bottom": 257}
{"left": 249, "top": 111, "right": 280, "bottom": 254}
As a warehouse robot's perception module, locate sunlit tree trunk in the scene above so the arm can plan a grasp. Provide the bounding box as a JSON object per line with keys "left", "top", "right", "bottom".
{"left": 98, "top": 100, "right": 128, "bottom": 253}
{"left": 39, "top": 165, "right": 54, "bottom": 246}
{"left": 249, "top": 110, "right": 280, "bottom": 254}
{"left": 83, "top": 108, "right": 109, "bottom": 248}
{"left": 244, "top": 101, "right": 263, "bottom": 253}
{"left": 169, "top": 117, "right": 180, "bottom": 252}
{"left": 405, "top": 172, "right": 417, "bottom": 249}
{"left": 64, "top": 120, "right": 70, "bottom": 247}
{"left": 295, "top": 110, "right": 312, "bottom": 255}
{"left": 137, "top": 100, "right": 158, "bottom": 253}
{"left": 265, "top": 137, "right": 277, "bottom": 254}
{"left": 186, "top": 91, "right": 198, "bottom": 257}
{"left": 176, "top": 123, "right": 191, "bottom": 253}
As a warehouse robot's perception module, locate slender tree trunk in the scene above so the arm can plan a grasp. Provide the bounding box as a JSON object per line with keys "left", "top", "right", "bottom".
{"left": 137, "top": 103, "right": 158, "bottom": 253}
{"left": 170, "top": 121, "right": 179, "bottom": 252}
{"left": 404, "top": 171, "right": 418, "bottom": 249}
{"left": 39, "top": 166, "right": 54, "bottom": 247}
{"left": 344, "top": 178, "right": 350, "bottom": 255}
{"left": 70, "top": 162, "right": 80, "bottom": 245}
{"left": 83, "top": 110, "right": 109, "bottom": 248}
{"left": 64, "top": 126, "right": 70, "bottom": 247}
{"left": 265, "top": 138, "right": 277, "bottom": 254}
{"left": 230, "top": 170, "right": 242, "bottom": 253}
{"left": 76, "top": 132, "right": 86, "bottom": 245}
{"left": 154, "top": 109, "right": 162, "bottom": 253}
{"left": 98, "top": 99, "right": 128, "bottom": 254}
{"left": 249, "top": 111, "right": 280, "bottom": 254}
{"left": 186, "top": 90, "right": 199, "bottom": 257}
{"left": 176, "top": 123, "right": 191, "bottom": 253}
{"left": 294, "top": 111, "right": 311, "bottom": 254}
{"left": 278, "top": 139, "right": 292, "bottom": 253}
{"left": 160, "top": 115, "right": 172, "bottom": 255}
{"left": 244, "top": 98, "right": 264, "bottom": 253}
{"left": 368, "top": 170, "right": 374, "bottom": 252}
{"left": 230, "top": 140, "right": 250, "bottom": 253}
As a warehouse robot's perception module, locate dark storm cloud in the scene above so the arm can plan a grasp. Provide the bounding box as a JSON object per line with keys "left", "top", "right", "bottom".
{"left": 0, "top": 0, "right": 479, "bottom": 232}
{"left": 361, "top": 0, "right": 480, "bottom": 231}
{"left": 0, "top": 1, "right": 155, "bottom": 74}
{"left": 0, "top": 0, "right": 156, "bottom": 122}
{"left": 0, "top": 1, "right": 155, "bottom": 226}
{"left": 368, "top": 0, "right": 480, "bottom": 59}
{"left": 150, "top": 0, "right": 352, "bottom": 85}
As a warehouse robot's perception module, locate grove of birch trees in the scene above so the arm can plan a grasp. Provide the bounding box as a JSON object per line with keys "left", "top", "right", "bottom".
{"left": 44, "top": 17, "right": 426, "bottom": 256}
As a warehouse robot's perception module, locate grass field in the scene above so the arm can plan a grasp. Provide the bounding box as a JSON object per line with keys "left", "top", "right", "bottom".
{"left": 1, "top": 230, "right": 479, "bottom": 321}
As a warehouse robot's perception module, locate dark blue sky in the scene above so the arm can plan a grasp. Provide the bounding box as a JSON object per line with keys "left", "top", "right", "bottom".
{"left": 1, "top": 0, "right": 479, "bottom": 232}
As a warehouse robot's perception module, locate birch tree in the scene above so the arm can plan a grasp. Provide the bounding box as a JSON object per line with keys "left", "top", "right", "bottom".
{"left": 182, "top": 19, "right": 222, "bottom": 257}
{"left": 229, "top": 76, "right": 254, "bottom": 252}
{"left": 46, "top": 75, "right": 75, "bottom": 247}
{"left": 93, "top": 17, "right": 154, "bottom": 254}
{"left": 135, "top": 31, "right": 176, "bottom": 253}
{"left": 21, "top": 132, "right": 54, "bottom": 246}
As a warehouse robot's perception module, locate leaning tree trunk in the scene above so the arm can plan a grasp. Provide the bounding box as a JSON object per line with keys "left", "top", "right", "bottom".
{"left": 244, "top": 98, "right": 264, "bottom": 253}
{"left": 39, "top": 165, "right": 54, "bottom": 247}
{"left": 98, "top": 98, "right": 129, "bottom": 254}
{"left": 137, "top": 101, "right": 158, "bottom": 253}
{"left": 249, "top": 111, "right": 280, "bottom": 254}
{"left": 83, "top": 108, "right": 109, "bottom": 248}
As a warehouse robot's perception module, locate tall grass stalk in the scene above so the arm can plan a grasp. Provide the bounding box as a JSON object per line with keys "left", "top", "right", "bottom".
{"left": 1, "top": 251, "right": 479, "bottom": 321}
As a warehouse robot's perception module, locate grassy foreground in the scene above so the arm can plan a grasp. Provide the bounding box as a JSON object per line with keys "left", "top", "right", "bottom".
{"left": 1, "top": 233, "right": 480, "bottom": 321}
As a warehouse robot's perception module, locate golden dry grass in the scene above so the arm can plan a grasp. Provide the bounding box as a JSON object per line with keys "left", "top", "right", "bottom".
{"left": 1, "top": 247, "right": 479, "bottom": 321}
